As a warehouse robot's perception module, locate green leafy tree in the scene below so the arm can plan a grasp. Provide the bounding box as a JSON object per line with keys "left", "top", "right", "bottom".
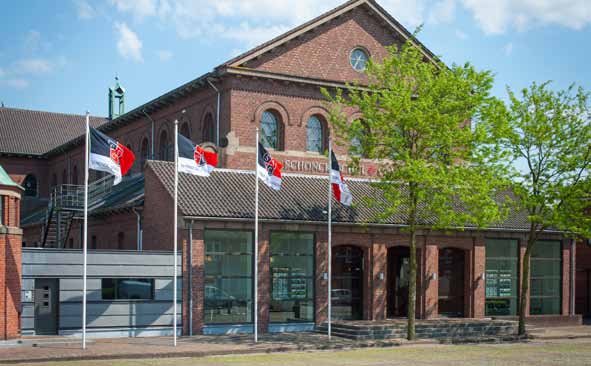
{"left": 323, "top": 38, "right": 508, "bottom": 340}
{"left": 499, "top": 82, "right": 591, "bottom": 335}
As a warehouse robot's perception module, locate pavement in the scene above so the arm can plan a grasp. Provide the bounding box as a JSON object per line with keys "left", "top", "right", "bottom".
{"left": 0, "top": 326, "right": 590, "bottom": 364}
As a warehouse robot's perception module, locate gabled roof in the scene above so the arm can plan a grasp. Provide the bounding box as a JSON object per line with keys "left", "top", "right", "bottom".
{"left": 147, "top": 161, "right": 535, "bottom": 232}
{"left": 222, "top": 0, "right": 437, "bottom": 68}
{"left": 0, "top": 107, "right": 107, "bottom": 156}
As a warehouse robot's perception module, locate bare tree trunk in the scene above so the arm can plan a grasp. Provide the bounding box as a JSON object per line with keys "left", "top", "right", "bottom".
{"left": 518, "top": 225, "right": 537, "bottom": 335}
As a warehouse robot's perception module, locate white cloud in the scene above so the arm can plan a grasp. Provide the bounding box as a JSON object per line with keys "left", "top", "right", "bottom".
{"left": 504, "top": 42, "right": 513, "bottom": 56}
{"left": 461, "top": 0, "right": 591, "bottom": 34}
{"left": 14, "top": 58, "right": 54, "bottom": 75}
{"left": 157, "top": 49, "right": 173, "bottom": 61}
{"left": 2, "top": 79, "right": 29, "bottom": 89}
{"left": 455, "top": 29, "right": 468, "bottom": 39}
{"left": 110, "top": 0, "right": 158, "bottom": 20}
{"left": 74, "top": 0, "right": 96, "bottom": 20}
{"left": 428, "top": 0, "right": 456, "bottom": 24}
{"left": 114, "top": 22, "right": 144, "bottom": 63}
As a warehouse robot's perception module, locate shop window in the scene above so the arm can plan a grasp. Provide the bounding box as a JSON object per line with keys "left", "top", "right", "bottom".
{"left": 306, "top": 115, "right": 324, "bottom": 153}
{"left": 204, "top": 230, "right": 253, "bottom": 324}
{"left": 261, "top": 110, "right": 281, "bottom": 150}
{"left": 270, "top": 232, "right": 315, "bottom": 323}
{"left": 23, "top": 174, "right": 38, "bottom": 197}
{"left": 485, "top": 239, "right": 519, "bottom": 316}
{"left": 530, "top": 241, "right": 562, "bottom": 315}
{"left": 101, "top": 278, "right": 154, "bottom": 300}
{"left": 202, "top": 113, "right": 215, "bottom": 143}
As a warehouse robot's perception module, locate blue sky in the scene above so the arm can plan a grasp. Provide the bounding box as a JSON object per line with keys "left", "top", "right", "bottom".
{"left": 1, "top": 0, "right": 590, "bottom": 117}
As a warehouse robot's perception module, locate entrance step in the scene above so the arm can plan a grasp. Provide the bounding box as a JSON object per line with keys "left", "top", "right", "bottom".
{"left": 316, "top": 319, "right": 518, "bottom": 341}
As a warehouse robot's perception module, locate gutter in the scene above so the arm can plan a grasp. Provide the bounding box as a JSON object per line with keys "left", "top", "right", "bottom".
{"left": 181, "top": 215, "right": 566, "bottom": 235}
{"left": 132, "top": 207, "right": 142, "bottom": 251}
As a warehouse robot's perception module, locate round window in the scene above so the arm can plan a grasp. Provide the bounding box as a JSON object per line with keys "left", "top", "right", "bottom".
{"left": 350, "top": 48, "right": 369, "bottom": 71}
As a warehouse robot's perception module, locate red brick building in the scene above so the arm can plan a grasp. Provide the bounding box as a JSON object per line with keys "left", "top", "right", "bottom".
{"left": 0, "top": 0, "right": 580, "bottom": 337}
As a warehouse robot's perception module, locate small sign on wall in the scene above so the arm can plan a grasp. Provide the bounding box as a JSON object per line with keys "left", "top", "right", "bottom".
{"left": 24, "top": 290, "right": 33, "bottom": 302}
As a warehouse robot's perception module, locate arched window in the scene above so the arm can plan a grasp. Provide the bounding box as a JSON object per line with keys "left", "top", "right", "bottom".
{"left": 349, "top": 119, "right": 369, "bottom": 158}
{"left": 261, "top": 110, "right": 280, "bottom": 150}
{"left": 159, "top": 130, "right": 169, "bottom": 161}
{"left": 202, "top": 113, "right": 214, "bottom": 143}
{"left": 72, "top": 166, "right": 78, "bottom": 185}
{"left": 180, "top": 123, "right": 191, "bottom": 139}
{"left": 62, "top": 169, "right": 67, "bottom": 185}
{"left": 117, "top": 232, "right": 125, "bottom": 250}
{"left": 140, "top": 138, "right": 149, "bottom": 171}
{"left": 23, "top": 174, "right": 38, "bottom": 197}
{"left": 306, "top": 115, "right": 324, "bottom": 153}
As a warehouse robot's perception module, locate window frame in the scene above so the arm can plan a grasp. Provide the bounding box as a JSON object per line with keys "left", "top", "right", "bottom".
{"left": 269, "top": 231, "right": 316, "bottom": 324}
{"left": 260, "top": 110, "right": 282, "bottom": 150}
{"left": 203, "top": 229, "right": 255, "bottom": 325}
{"left": 530, "top": 240, "right": 563, "bottom": 315}
{"left": 306, "top": 115, "right": 325, "bottom": 154}
{"left": 350, "top": 47, "right": 369, "bottom": 72}
{"left": 101, "top": 278, "right": 155, "bottom": 301}
{"left": 23, "top": 174, "right": 38, "bottom": 197}
{"left": 484, "top": 238, "right": 520, "bottom": 316}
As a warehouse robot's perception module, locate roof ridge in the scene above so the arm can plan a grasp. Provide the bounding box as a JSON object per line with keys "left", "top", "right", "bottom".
{"left": 0, "top": 106, "right": 106, "bottom": 120}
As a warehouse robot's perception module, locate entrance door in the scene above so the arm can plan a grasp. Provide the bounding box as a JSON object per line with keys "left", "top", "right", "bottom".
{"left": 34, "top": 279, "right": 59, "bottom": 335}
{"left": 438, "top": 248, "right": 465, "bottom": 317}
{"left": 332, "top": 246, "right": 363, "bottom": 320}
{"left": 387, "top": 247, "right": 410, "bottom": 318}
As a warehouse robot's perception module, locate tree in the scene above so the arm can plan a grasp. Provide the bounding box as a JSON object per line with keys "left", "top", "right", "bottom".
{"left": 323, "top": 38, "right": 508, "bottom": 340}
{"left": 499, "top": 82, "right": 591, "bottom": 335}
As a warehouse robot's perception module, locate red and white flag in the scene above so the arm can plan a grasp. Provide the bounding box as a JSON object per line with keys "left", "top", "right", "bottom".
{"left": 330, "top": 151, "right": 352, "bottom": 206}
{"left": 257, "top": 142, "right": 282, "bottom": 190}
{"left": 89, "top": 127, "right": 135, "bottom": 185}
{"left": 177, "top": 133, "right": 218, "bottom": 176}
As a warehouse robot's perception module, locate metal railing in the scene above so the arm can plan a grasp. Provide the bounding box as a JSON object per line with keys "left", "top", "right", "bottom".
{"left": 49, "top": 174, "right": 114, "bottom": 211}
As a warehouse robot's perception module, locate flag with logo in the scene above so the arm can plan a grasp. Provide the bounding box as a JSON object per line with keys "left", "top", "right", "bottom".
{"left": 330, "top": 151, "right": 352, "bottom": 206}
{"left": 257, "top": 142, "right": 282, "bottom": 190}
{"left": 177, "top": 133, "right": 218, "bottom": 176}
{"left": 89, "top": 127, "right": 135, "bottom": 185}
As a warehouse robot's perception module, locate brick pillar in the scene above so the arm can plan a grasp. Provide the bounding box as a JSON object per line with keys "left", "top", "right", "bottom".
{"left": 363, "top": 246, "right": 372, "bottom": 320}
{"left": 562, "top": 240, "right": 571, "bottom": 316}
{"left": 1, "top": 187, "right": 23, "bottom": 340}
{"left": 372, "top": 241, "right": 387, "bottom": 320}
{"left": 423, "top": 239, "right": 438, "bottom": 319}
{"left": 191, "top": 227, "right": 204, "bottom": 334}
{"left": 472, "top": 237, "right": 486, "bottom": 318}
{"left": 315, "top": 231, "right": 328, "bottom": 326}
{"left": 519, "top": 240, "right": 530, "bottom": 316}
{"left": 257, "top": 229, "right": 270, "bottom": 333}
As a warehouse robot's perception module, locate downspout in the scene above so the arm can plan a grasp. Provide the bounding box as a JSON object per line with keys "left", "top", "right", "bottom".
{"left": 142, "top": 108, "right": 156, "bottom": 159}
{"left": 133, "top": 207, "right": 142, "bottom": 251}
{"left": 206, "top": 79, "right": 221, "bottom": 146}
{"left": 570, "top": 238, "right": 576, "bottom": 316}
{"left": 188, "top": 220, "right": 193, "bottom": 336}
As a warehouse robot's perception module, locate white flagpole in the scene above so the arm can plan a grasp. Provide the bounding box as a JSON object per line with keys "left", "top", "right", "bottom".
{"left": 327, "top": 137, "right": 332, "bottom": 341}
{"left": 254, "top": 128, "right": 259, "bottom": 343}
{"left": 82, "top": 112, "right": 89, "bottom": 350}
{"left": 173, "top": 120, "right": 179, "bottom": 347}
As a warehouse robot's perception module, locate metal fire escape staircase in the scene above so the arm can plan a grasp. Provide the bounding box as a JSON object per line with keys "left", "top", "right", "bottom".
{"left": 41, "top": 175, "right": 114, "bottom": 248}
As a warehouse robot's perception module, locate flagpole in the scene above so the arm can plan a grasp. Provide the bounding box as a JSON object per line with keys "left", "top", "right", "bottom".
{"left": 254, "top": 128, "right": 259, "bottom": 343}
{"left": 327, "top": 137, "right": 332, "bottom": 341}
{"left": 82, "top": 111, "right": 89, "bottom": 350}
{"left": 173, "top": 120, "right": 178, "bottom": 347}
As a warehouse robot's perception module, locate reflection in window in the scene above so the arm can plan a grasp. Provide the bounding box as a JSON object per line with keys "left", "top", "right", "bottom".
{"left": 261, "top": 111, "right": 279, "bottom": 149}
{"left": 101, "top": 278, "right": 154, "bottom": 300}
{"left": 530, "top": 241, "right": 562, "bottom": 315}
{"left": 270, "top": 232, "right": 315, "bottom": 323}
{"left": 485, "top": 239, "right": 519, "bottom": 316}
{"left": 204, "top": 230, "right": 253, "bottom": 324}
{"left": 306, "top": 116, "right": 324, "bottom": 153}
{"left": 23, "top": 174, "right": 38, "bottom": 197}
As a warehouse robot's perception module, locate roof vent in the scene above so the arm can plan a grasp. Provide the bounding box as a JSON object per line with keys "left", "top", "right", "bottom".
{"left": 108, "top": 76, "right": 126, "bottom": 119}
